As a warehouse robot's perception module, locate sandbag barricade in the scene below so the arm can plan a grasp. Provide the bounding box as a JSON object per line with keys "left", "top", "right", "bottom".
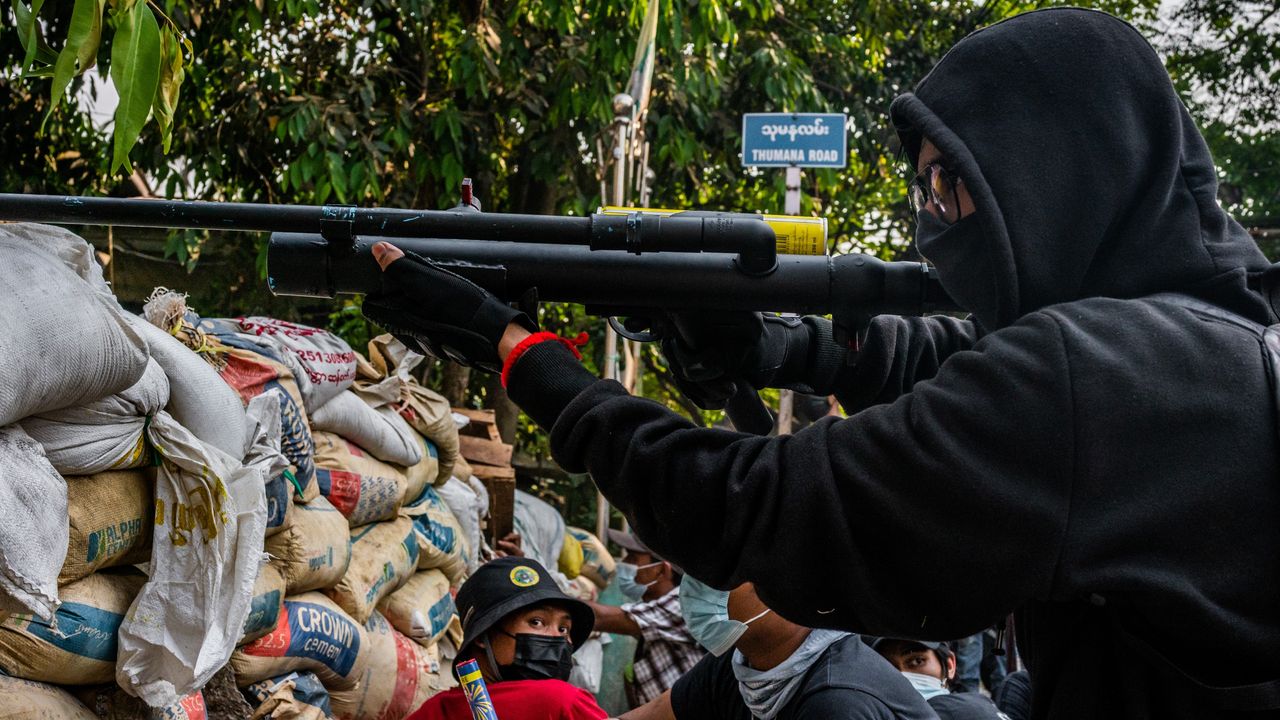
{"left": 232, "top": 592, "right": 370, "bottom": 691}
{"left": 434, "top": 476, "right": 488, "bottom": 575}
{"left": 0, "top": 674, "right": 99, "bottom": 719}
{"left": 401, "top": 486, "right": 469, "bottom": 586}
{"left": 265, "top": 495, "right": 352, "bottom": 595}
{"left": 61, "top": 469, "right": 154, "bottom": 585}
{"left": 313, "top": 432, "right": 408, "bottom": 527}
{"left": 329, "top": 612, "right": 448, "bottom": 720}
{"left": 403, "top": 436, "right": 438, "bottom": 503}
{"left": 0, "top": 425, "right": 69, "bottom": 620}
{"left": 243, "top": 671, "right": 332, "bottom": 720}
{"left": 241, "top": 563, "right": 288, "bottom": 646}
{"left": 0, "top": 571, "right": 145, "bottom": 685}
{"left": 377, "top": 569, "right": 456, "bottom": 648}
{"left": 310, "top": 391, "right": 422, "bottom": 468}
{"left": 357, "top": 336, "right": 459, "bottom": 486}
{"left": 327, "top": 517, "right": 419, "bottom": 625}
{"left": 243, "top": 392, "right": 298, "bottom": 538}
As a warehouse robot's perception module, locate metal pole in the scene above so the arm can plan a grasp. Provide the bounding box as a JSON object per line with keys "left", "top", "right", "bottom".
{"left": 777, "top": 165, "right": 803, "bottom": 434}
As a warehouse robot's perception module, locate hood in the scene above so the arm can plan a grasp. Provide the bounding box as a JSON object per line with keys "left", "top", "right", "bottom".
{"left": 890, "top": 7, "right": 1270, "bottom": 329}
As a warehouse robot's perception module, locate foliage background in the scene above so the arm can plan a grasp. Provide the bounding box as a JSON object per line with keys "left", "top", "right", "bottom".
{"left": 4, "top": 0, "right": 1277, "bottom": 527}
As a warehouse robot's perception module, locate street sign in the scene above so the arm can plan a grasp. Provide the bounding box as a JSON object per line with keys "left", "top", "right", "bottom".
{"left": 742, "top": 113, "right": 847, "bottom": 168}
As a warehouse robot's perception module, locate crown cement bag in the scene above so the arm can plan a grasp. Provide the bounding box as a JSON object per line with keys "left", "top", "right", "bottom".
{"left": 327, "top": 517, "right": 419, "bottom": 624}
{"left": 0, "top": 425, "right": 70, "bottom": 620}
{"left": 377, "top": 569, "right": 456, "bottom": 648}
{"left": 401, "top": 485, "right": 469, "bottom": 586}
{"left": 115, "top": 411, "right": 268, "bottom": 707}
{"left": 0, "top": 571, "right": 145, "bottom": 685}
{"left": 233, "top": 592, "right": 370, "bottom": 690}
{"left": 240, "top": 563, "right": 287, "bottom": 647}
{"left": 265, "top": 495, "right": 352, "bottom": 594}
{"left": 357, "top": 335, "right": 460, "bottom": 485}
{"left": 0, "top": 674, "right": 98, "bottom": 719}
{"left": 330, "top": 612, "right": 446, "bottom": 720}
{"left": 310, "top": 390, "right": 422, "bottom": 468}
{"left": 0, "top": 224, "right": 147, "bottom": 429}
{"left": 244, "top": 671, "right": 332, "bottom": 720}
{"left": 61, "top": 469, "right": 154, "bottom": 585}
{"left": 22, "top": 358, "right": 169, "bottom": 476}
{"left": 313, "top": 432, "right": 408, "bottom": 527}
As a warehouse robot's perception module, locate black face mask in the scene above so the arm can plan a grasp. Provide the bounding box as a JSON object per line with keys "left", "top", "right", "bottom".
{"left": 915, "top": 210, "right": 998, "bottom": 331}
{"left": 488, "top": 632, "right": 574, "bottom": 682}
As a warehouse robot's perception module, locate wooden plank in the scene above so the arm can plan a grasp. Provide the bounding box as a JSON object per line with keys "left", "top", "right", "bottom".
{"left": 453, "top": 407, "right": 501, "bottom": 441}
{"left": 470, "top": 463, "right": 516, "bottom": 480}
{"left": 451, "top": 407, "right": 495, "bottom": 423}
{"left": 479, "top": 476, "right": 516, "bottom": 543}
{"left": 459, "top": 434, "right": 513, "bottom": 467}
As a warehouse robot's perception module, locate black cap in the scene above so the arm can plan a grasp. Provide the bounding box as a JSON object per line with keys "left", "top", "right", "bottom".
{"left": 455, "top": 557, "right": 594, "bottom": 658}
{"left": 869, "top": 636, "right": 953, "bottom": 658}
{"left": 606, "top": 528, "right": 653, "bottom": 555}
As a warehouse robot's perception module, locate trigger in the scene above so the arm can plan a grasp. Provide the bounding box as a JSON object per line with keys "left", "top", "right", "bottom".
{"left": 609, "top": 316, "right": 660, "bottom": 343}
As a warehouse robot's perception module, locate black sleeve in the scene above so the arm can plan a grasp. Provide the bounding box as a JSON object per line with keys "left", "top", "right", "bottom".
{"left": 669, "top": 653, "right": 751, "bottom": 720}
{"left": 791, "top": 691, "right": 899, "bottom": 720}
{"left": 830, "top": 314, "right": 979, "bottom": 413}
{"left": 507, "top": 313, "right": 1070, "bottom": 639}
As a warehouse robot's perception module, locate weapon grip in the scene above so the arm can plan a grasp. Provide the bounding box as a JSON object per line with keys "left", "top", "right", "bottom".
{"left": 725, "top": 383, "right": 775, "bottom": 435}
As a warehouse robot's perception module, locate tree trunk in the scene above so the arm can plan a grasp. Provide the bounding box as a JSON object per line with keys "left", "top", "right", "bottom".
{"left": 441, "top": 361, "right": 471, "bottom": 407}
{"left": 484, "top": 372, "right": 520, "bottom": 444}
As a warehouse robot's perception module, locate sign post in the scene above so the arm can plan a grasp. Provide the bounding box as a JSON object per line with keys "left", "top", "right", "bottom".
{"left": 742, "top": 112, "right": 847, "bottom": 434}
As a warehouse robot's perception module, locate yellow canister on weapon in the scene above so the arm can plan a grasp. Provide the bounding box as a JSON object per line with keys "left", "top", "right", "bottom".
{"left": 599, "top": 206, "right": 828, "bottom": 256}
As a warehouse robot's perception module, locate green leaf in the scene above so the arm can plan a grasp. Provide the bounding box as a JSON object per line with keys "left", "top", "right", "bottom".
{"left": 152, "top": 24, "right": 185, "bottom": 152}
{"left": 46, "top": 0, "right": 105, "bottom": 131}
{"left": 109, "top": 0, "right": 161, "bottom": 174}
{"left": 13, "top": 0, "right": 47, "bottom": 73}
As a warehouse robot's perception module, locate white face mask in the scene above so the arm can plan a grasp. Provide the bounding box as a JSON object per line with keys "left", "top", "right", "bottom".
{"left": 902, "top": 671, "right": 949, "bottom": 700}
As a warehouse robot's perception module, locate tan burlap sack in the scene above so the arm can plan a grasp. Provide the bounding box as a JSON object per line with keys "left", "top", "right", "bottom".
{"left": 265, "top": 496, "right": 352, "bottom": 594}
{"left": 330, "top": 612, "right": 449, "bottom": 720}
{"left": 401, "top": 486, "right": 469, "bottom": 586}
{"left": 0, "top": 571, "right": 145, "bottom": 685}
{"left": 240, "top": 562, "right": 287, "bottom": 646}
{"left": 0, "top": 674, "right": 98, "bottom": 719}
{"left": 244, "top": 671, "right": 331, "bottom": 720}
{"left": 327, "top": 516, "right": 418, "bottom": 624}
{"left": 402, "top": 434, "right": 439, "bottom": 503}
{"left": 568, "top": 526, "right": 616, "bottom": 589}
{"left": 232, "top": 592, "right": 370, "bottom": 691}
{"left": 377, "top": 569, "right": 456, "bottom": 648}
{"left": 313, "top": 431, "right": 408, "bottom": 527}
{"left": 60, "top": 469, "right": 154, "bottom": 586}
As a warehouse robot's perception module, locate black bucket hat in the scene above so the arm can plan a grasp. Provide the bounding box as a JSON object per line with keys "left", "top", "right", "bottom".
{"left": 455, "top": 557, "right": 594, "bottom": 659}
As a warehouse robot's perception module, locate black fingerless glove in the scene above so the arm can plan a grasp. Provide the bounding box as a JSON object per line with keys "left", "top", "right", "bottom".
{"left": 362, "top": 251, "right": 536, "bottom": 373}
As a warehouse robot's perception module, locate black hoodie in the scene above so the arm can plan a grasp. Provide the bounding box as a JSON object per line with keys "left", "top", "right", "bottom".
{"left": 506, "top": 8, "right": 1280, "bottom": 719}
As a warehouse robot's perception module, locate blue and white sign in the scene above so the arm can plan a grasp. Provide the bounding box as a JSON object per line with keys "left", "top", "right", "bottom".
{"left": 741, "top": 113, "right": 847, "bottom": 168}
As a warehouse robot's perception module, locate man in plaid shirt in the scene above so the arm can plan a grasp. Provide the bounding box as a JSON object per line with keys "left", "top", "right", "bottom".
{"left": 586, "top": 529, "right": 705, "bottom": 707}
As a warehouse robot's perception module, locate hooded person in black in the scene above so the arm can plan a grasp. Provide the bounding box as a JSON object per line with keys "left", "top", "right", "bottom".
{"left": 361, "top": 8, "right": 1280, "bottom": 719}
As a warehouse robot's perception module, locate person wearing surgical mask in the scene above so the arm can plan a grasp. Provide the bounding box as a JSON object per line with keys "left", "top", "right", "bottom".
{"left": 872, "top": 638, "right": 1009, "bottom": 720}
{"left": 584, "top": 529, "right": 703, "bottom": 708}
{"left": 616, "top": 579, "right": 934, "bottom": 720}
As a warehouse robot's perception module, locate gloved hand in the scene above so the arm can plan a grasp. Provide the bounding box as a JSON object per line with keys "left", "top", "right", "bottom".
{"left": 362, "top": 243, "right": 537, "bottom": 373}
{"left": 658, "top": 312, "right": 809, "bottom": 410}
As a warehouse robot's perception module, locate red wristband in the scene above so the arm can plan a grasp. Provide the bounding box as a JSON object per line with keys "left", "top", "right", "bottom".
{"left": 501, "top": 331, "right": 589, "bottom": 388}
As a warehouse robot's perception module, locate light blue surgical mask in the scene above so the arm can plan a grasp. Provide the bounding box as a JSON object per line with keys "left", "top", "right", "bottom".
{"left": 679, "top": 575, "right": 770, "bottom": 656}
{"left": 615, "top": 561, "right": 661, "bottom": 601}
{"left": 902, "top": 671, "right": 949, "bottom": 700}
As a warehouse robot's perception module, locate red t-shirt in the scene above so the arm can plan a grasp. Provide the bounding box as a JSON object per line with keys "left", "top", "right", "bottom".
{"left": 407, "top": 679, "right": 608, "bottom": 720}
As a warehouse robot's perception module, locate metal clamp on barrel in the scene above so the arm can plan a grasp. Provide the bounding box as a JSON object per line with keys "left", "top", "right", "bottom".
{"left": 320, "top": 205, "right": 357, "bottom": 255}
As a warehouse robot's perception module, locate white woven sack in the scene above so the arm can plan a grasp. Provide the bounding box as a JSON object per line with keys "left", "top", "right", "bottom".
{"left": 513, "top": 489, "right": 566, "bottom": 575}
{"left": 127, "top": 314, "right": 248, "bottom": 460}
{"left": 22, "top": 358, "right": 169, "bottom": 475}
{"left": 217, "top": 317, "right": 357, "bottom": 413}
{"left": 0, "top": 223, "right": 147, "bottom": 427}
{"left": 435, "top": 476, "right": 489, "bottom": 573}
{"left": 0, "top": 425, "right": 68, "bottom": 620}
{"left": 310, "top": 390, "right": 422, "bottom": 467}
{"left": 116, "top": 411, "right": 267, "bottom": 708}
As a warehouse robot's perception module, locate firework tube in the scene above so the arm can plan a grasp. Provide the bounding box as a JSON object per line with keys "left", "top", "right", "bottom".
{"left": 458, "top": 658, "right": 499, "bottom": 720}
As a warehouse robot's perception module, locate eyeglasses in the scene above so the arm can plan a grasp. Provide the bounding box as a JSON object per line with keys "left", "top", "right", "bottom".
{"left": 908, "top": 162, "right": 964, "bottom": 224}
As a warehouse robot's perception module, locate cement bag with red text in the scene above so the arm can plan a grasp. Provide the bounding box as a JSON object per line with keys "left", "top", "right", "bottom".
{"left": 0, "top": 425, "right": 69, "bottom": 620}
{"left": 61, "top": 469, "right": 154, "bottom": 586}
{"left": 244, "top": 393, "right": 297, "bottom": 537}
{"left": 124, "top": 322, "right": 240, "bottom": 461}
{"left": 232, "top": 592, "right": 370, "bottom": 691}
{"left": 21, "top": 358, "right": 168, "bottom": 475}
{"left": 115, "top": 411, "right": 268, "bottom": 707}
{"left": 72, "top": 682, "right": 208, "bottom": 720}
{"left": 202, "top": 317, "right": 357, "bottom": 414}
{"left": 0, "top": 674, "right": 98, "bottom": 719}
{"left": 330, "top": 612, "right": 447, "bottom": 720}
{"left": 310, "top": 390, "right": 422, "bottom": 468}
{"left": 0, "top": 224, "right": 147, "bottom": 429}
{"left": 240, "top": 563, "right": 288, "bottom": 647}
{"left": 264, "top": 495, "right": 351, "bottom": 594}
{"left": 401, "top": 485, "right": 469, "bottom": 585}
{"left": 377, "top": 568, "right": 456, "bottom": 648}
{"left": 326, "top": 517, "right": 419, "bottom": 624}
{"left": 243, "top": 671, "right": 332, "bottom": 720}
{"left": 313, "top": 432, "right": 408, "bottom": 527}
{"left": 357, "top": 335, "right": 459, "bottom": 484}
{"left": 0, "top": 571, "right": 145, "bottom": 685}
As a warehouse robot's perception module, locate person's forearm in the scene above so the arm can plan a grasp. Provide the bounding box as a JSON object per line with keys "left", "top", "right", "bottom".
{"left": 616, "top": 690, "right": 675, "bottom": 720}
{"left": 585, "top": 601, "right": 641, "bottom": 637}
{"left": 498, "top": 322, "right": 532, "bottom": 361}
